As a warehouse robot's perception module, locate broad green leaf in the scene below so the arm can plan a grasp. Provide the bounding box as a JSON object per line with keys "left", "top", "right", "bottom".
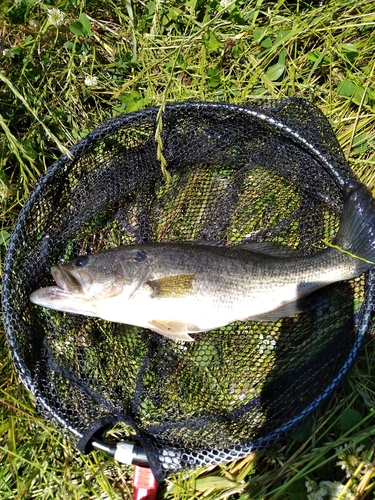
{"left": 146, "top": 2, "right": 154, "bottom": 15}
{"left": 337, "top": 79, "right": 356, "bottom": 97}
{"left": 165, "top": 6, "right": 183, "bottom": 21}
{"left": 203, "top": 30, "right": 223, "bottom": 52}
{"left": 0, "top": 169, "right": 9, "bottom": 184}
{"left": 0, "top": 230, "right": 10, "bottom": 246}
{"left": 275, "top": 30, "right": 290, "bottom": 43}
{"left": 70, "top": 14, "right": 93, "bottom": 36}
{"left": 253, "top": 86, "right": 267, "bottom": 95}
{"left": 253, "top": 28, "right": 272, "bottom": 47}
{"left": 22, "top": 141, "right": 38, "bottom": 159}
{"left": 63, "top": 41, "right": 74, "bottom": 50}
{"left": 340, "top": 43, "right": 359, "bottom": 58}
{"left": 352, "top": 86, "right": 368, "bottom": 105}
{"left": 307, "top": 50, "right": 321, "bottom": 62}
{"left": 278, "top": 48, "right": 287, "bottom": 65}
{"left": 338, "top": 79, "right": 368, "bottom": 105}
{"left": 185, "top": 0, "right": 198, "bottom": 8}
{"left": 291, "top": 419, "right": 313, "bottom": 442}
{"left": 288, "top": 477, "right": 310, "bottom": 500}
{"left": 253, "top": 27, "right": 266, "bottom": 41}
{"left": 265, "top": 62, "right": 285, "bottom": 81}
{"left": 79, "top": 13, "right": 92, "bottom": 33}
{"left": 207, "top": 69, "right": 221, "bottom": 88}
{"left": 232, "top": 41, "right": 244, "bottom": 58}
{"left": 307, "top": 50, "right": 331, "bottom": 65}
{"left": 261, "top": 37, "right": 272, "bottom": 49}
{"left": 352, "top": 132, "right": 370, "bottom": 153}
{"left": 69, "top": 21, "right": 86, "bottom": 36}
{"left": 367, "top": 88, "right": 375, "bottom": 101}
{"left": 340, "top": 409, "right": 362, "bottom": 431}
{"left": 118, "top": 90, "right": 149, "bottom": 112}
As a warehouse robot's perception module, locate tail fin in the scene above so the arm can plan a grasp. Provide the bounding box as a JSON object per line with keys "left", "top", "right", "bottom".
{"left": 335, "top": 179, "right": 375, "bottom": 272}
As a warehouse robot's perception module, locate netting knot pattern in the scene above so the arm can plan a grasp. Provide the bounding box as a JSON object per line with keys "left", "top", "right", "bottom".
{"left": 3, "top": 98, "right": 375, "bottom": 482}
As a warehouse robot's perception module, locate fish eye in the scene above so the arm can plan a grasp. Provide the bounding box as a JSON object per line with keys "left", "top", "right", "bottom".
{"left": 74, "top": 255, "right": 89, "bottom": 267}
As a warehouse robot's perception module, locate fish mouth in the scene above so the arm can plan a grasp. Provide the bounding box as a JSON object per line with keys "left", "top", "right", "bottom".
{"left": 51, "top": 265, "right": 89, "bottom": 295}
{"left": 30, "top": 286, "right": 71, "bottom": 304}
{"left": 29, "top": 286, "right": 97, "bottom": 317}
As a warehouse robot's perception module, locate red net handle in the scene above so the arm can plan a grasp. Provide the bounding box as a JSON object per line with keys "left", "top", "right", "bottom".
{"left": 133, "top": 465, "right": 159, "bottom": 500}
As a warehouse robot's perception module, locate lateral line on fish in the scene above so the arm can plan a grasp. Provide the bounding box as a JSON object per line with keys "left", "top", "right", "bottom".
{"left": 322, "top": 239, "right": 375, "bottom": 266}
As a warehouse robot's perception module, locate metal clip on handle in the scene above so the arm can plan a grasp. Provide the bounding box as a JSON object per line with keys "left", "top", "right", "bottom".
{"left": 91, "top": 439, "right": 149, "bottom": 465}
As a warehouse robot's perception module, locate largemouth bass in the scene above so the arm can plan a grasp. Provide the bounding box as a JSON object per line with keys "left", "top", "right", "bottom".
{"left": 30, "top": 180, "right": 375, "bottom": 341}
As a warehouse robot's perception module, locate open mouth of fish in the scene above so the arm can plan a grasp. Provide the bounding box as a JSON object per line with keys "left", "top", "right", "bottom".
{"left": 51, "top": 266, "right": 91, "bottom": 296}
{"left": 29, "top": 266, "right": 94, "bottom": 310}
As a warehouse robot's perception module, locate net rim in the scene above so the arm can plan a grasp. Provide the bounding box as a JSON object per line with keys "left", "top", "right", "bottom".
{"left": 2, "top": 98, "right": 373, "bottom": 480}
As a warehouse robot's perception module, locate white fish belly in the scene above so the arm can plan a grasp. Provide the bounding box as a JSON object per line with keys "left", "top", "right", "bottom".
{"left": 93, "top": 282, "right": 303, "bottom": 332}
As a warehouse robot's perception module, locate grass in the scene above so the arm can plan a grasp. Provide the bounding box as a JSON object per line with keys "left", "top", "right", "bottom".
{"left": 1, "top": 0, "right": 375, "bottom": 498}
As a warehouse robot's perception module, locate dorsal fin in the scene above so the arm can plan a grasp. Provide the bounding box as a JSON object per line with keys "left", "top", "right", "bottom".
{"left": 193, "top": 239, "right": 298, "bottom": 258}
{"left": 236, "top": 241, "right": 298, "bottom": 258}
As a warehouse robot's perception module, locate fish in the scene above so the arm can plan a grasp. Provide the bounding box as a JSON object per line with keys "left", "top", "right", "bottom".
{"left": 30, "top": 179, "right": 375, "bottom": 342}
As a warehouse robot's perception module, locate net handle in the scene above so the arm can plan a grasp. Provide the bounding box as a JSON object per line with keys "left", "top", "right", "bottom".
{"left": 91, "top": 440, "right": 158, "bottom": 499}
{"left": 133, "top": 465, "right": 159, "bottom": 500}
{"left": 91, "top": 439, "right": 148, "bottom": 465}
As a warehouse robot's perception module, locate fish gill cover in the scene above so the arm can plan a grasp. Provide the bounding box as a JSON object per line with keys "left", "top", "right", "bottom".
{"left": 2, "top": 98, "right": 375, "bottom": 482}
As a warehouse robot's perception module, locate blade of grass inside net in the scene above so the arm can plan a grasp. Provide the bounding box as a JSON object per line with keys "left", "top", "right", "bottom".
{"left": 322, "top": 239, "right": 375, "bottom": 265}
{"left": 155, "top": 102, "right": 171, "bottom": 183}
{"left": 154, "top": 24, "right": 189, "bottom": 183}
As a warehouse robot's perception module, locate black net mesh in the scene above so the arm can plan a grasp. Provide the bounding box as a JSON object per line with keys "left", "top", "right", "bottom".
{"left": 3, "top": 98, "right": 375, "bottom": 482}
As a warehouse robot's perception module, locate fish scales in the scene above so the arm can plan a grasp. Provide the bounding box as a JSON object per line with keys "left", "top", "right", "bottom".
{"left": 30, "top": 180, "right": 375, "bottom": 341}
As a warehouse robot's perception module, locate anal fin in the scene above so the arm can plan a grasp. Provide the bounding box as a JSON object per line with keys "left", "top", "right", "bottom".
{"left": 149, "top": 319, "right": 198, "bottom": 341}
{"left": 247, "top": 297, "right": 309, "bottom": 322}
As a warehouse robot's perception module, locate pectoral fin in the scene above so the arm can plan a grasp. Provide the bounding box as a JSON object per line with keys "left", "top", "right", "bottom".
{"left": 149, "top": 319, "right": 197, "bottom": 341}
{"left": 147, "top": 274, "right": 195, "bottom": 298}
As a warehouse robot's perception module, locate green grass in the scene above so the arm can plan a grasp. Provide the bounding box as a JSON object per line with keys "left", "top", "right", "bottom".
{"left": 2, "top": 0, "right": 375, "bottom": 498}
